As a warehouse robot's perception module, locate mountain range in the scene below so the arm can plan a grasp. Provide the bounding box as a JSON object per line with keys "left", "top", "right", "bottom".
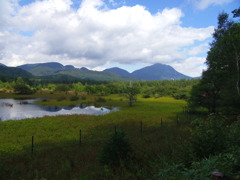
{"left": 0, "top": 62, "right": 192, "bottom": 81}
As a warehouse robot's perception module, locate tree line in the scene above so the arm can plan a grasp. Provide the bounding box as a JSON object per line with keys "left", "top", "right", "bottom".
{"left": 0, "top": 76, "right": 199, "bottom": 100}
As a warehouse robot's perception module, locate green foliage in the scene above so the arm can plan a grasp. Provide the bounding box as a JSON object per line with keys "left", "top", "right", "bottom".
{"left": 72, "top": 82, "right": 84, "bottom": 92}
{"left": 156, "top": 147, "right": 240, "bottom": 180}
{"left": 191, "top": 114, "right": 228, "bottom": 159}
{"left": 189, "top": 10, "right": 240, "bottom": 114}
{"left": 12, "top": 77, "right": 35, "bottom": 95}
{"left": 125, "top": 86, "right": 140, "bottom": 106}
{"left": 84, "top": 85, "right": 96, "bottom": 95}
{"left": 189, "top": 77, "right": 219, "bottom": 113}
{"left": 55, "top": 84, "right": 70, "bottom": 92}
{"left": 99, "top": 130, "right": 133, "bottom": 167}
{"left": 47, "top": 83, "right": 56, "bottom": 90}
{"left": 228, "top": 119, "right": 240, "bottom": 147}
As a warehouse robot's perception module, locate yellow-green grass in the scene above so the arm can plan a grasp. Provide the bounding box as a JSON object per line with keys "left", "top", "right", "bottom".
{"left": 0, "top": 95, "right": 190, "bottom": 179}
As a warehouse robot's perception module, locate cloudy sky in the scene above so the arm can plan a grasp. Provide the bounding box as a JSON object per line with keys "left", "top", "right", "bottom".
{"left": 0, "top": 0, "right": 238, "bottom": 77}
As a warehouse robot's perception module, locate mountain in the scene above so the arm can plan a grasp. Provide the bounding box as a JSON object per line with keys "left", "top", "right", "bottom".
{"left": 0, "top": 66, "right": 34, "bottom": 78}
{"left": 104, "top": 63, "right": 191, "bottom": 80}
{"left": 65, "top": 65, "right": 75, "bottom": 69}
{"left": 14, "top": 62, "right": 192, "bottom": 81}
{"left": 56, "top": 69, "right": 134, "bottom": 81}
{"left": 104, "top": 67, "right": 131, "bottom": 77}
{"left": 80, "top": 67, "right": 89, "bottom": 71}
{"left": 17, "top": 62, "right": 64, "bottom": 71}
{"left": 0, "top": 63, "right": 6, "bottom": 67}
{"left": 17, "top": 62, "right": 134, "bottom": 81}
{"left": 131, "top": 63, "right": 191, "bottom": 80}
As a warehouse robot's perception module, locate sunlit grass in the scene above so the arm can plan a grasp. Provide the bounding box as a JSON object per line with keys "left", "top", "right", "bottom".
{"left": 0, "top": 94, "right": 189, "bottom": 179}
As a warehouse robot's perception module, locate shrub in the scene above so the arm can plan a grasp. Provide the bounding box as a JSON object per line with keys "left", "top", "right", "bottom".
{"left": 191, "top": 114, "right": 228, "bottom": 159}
{"left": 156, "top": 147, "right": 240, "bottom": 180}
{"left": 142, "top": 93, "right": 151, "bottom": 98}
{"left": 99, "top": 131, "right": 132, "bottom": 167}
{"left": 12, "top": 83, "right": 34, "bottom": 95}
{"left": 228, "top": 119, "right": 240, "bottom": 147}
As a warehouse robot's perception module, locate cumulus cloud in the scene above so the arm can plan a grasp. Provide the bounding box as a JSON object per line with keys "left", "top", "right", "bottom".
{"left": 0, "top": 0, "right": 214, "bottom": 76}
{"left": 191, "top": 0, "right": 234, "bottom": 10}
{"left": 172, "top": 57, "right": 207, "bottom": 77}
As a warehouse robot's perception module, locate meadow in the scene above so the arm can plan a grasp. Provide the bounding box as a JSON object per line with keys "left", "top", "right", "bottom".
{"left": 0, "top": 93, "right": 191, "bottom": 179}
{"left": 1, "top": 91, "right": 239, "bottom": 180}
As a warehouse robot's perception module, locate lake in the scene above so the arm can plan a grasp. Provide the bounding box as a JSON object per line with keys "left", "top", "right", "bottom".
{"left": 0, "top": 99, "right": 117, "bottom": 121}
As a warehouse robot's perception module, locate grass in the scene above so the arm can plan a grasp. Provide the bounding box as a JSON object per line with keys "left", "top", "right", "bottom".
{"left": 0, "top": 93, "right": 190, "bottom": 179}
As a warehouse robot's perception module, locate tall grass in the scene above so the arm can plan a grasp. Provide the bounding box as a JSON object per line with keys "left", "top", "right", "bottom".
{"left": 0, "top": 95, "right": 190, "bottom": 179}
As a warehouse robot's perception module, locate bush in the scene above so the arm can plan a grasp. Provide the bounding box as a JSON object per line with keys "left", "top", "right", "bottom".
{"left": 228, "top": 119, "right": 240, "bottom": 147}
{"left": 99, "top": 131, "right": 133, "bottom": 167}
{"left": 142, "top": 93, "right": 151, "bottom": 98}
{"left": 156, "top": 147, "right": 240, "bottom": 180}
{"left": 12, "top": 83, "right": 34, "bottom": 95}
{"left": 191, "top": 114, "right": 228, "bottom": 159}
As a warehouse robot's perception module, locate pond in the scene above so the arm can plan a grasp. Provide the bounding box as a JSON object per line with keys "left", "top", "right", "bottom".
{"left": 0, "top": 99, "right": 117, "bottom": 121}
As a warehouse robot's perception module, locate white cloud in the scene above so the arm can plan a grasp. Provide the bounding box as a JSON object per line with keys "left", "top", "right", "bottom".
{"left": 188, "top": 43, "right": 209, "bottom": 56}
{"left": 172, "top": 57, "right": 207, "bottom": 77}
{"left": 0, "top": 0, "right": 214, "bottom": 76}
{"left": 191, "top": 0, "right": 234, "bottom": 10}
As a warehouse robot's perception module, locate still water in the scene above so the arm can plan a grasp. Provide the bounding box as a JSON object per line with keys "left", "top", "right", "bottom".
{"left": 0, "top": 99, "right": 117, "bottom": 121}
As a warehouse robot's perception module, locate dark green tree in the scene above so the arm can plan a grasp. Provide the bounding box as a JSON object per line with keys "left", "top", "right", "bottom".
{"left": 55, "top": 84, "right": 70, "bottom": 93}
{"left": 99, "top": 130, "right": 132, "bottom": 167}
{"left": 12, "top": 77, "right": 34, "bottom": 95}
{"left": 125, "top": 85, "right": 140, "bottom": 106}
{"left": 189, "top": 9, "right": 240, "bottom": 114}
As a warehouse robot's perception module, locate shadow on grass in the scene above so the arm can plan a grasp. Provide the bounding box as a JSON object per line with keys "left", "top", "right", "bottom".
{"left": 0, "top": 119, "right": 192, "bottom": 180}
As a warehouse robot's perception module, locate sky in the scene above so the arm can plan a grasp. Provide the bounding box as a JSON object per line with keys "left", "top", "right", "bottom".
{"left": 0, "top": 0, "right": 239, "bottom": 77}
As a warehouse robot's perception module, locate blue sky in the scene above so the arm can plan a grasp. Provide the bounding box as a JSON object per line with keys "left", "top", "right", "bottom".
{"left": 0, "top": 0, "right": 239, "bottom": 77}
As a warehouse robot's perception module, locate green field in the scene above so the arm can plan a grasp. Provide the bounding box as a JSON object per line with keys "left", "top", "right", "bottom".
{"left": 0, "top": 94, "right": 191, "bottom": 179}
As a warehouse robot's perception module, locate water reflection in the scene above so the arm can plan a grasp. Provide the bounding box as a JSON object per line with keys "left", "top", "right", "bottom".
{"left": 0, "top": 99, "right": 117, "bottom": 121}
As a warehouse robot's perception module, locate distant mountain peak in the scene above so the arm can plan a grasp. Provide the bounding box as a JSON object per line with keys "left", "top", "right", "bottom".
{"left": 65, "top": 65, "right": 75, "bottom": 69}
{"left": 0, "top": 63, "right": 6, "bottom": 67}
{"left": 17, "top": 62, "right": 64, "bottom": 71}
{"left": 80, "top": 67, "right": 89, "bottom": 71}
{"left": 103, "top": 67, "right": 130, "bottom": 77}
{"left": 131, "top": 63, "right": 191, "bottom": 80}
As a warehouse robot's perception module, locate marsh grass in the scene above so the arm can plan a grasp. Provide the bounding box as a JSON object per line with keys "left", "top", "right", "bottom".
{"left": 0, "top": 94, "right": 190, "bottom": 179}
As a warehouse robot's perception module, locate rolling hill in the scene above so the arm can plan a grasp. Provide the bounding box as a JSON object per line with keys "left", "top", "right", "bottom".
{"left": 0, "top": 66, "right": 34, "bottom": 78}
{"left": 17, "top": 62, "right": 134, "bottom": 81}
{"left": 103, "top": 67, "right": 131, "bottom": 77}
